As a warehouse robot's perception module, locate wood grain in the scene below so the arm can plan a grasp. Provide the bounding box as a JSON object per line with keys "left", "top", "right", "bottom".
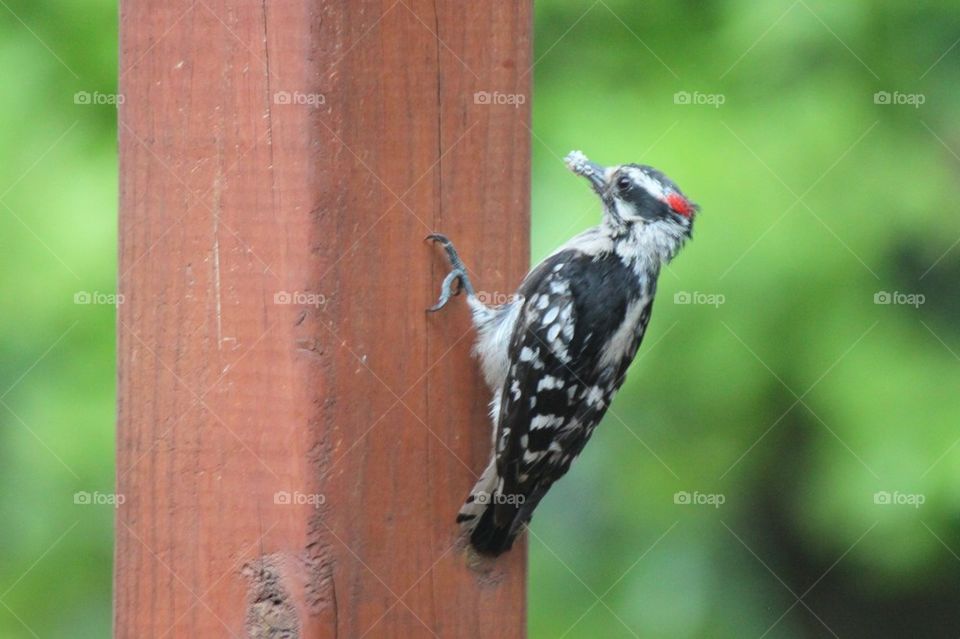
{"left": 116, "top": 0, "right": 531, "bottom": 636}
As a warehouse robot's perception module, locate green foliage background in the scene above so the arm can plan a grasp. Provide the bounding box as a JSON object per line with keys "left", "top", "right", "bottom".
{"left": 0, "top": 1, "right": 958, "bottom": 637}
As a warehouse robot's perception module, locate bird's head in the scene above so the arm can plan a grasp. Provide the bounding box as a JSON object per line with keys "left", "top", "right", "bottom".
{"left": 564, "top": 150, "right": 698, "bottom": 240}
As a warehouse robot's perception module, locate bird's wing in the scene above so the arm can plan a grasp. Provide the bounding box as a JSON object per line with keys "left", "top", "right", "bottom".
{"left": 492, "top": 256, "right": 605, "bottom": 527}
{"left": 491, "top": 249, "right": 657, "bottom": 530}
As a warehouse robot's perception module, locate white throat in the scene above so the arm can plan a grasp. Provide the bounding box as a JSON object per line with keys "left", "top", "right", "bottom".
{"left": 608, "top": 218, "right": 689, "bottom": 275}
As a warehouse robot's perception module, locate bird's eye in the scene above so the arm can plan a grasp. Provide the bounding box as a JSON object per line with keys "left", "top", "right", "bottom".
{"left": 616, "top": 176, "right": 632, "bottom": 192}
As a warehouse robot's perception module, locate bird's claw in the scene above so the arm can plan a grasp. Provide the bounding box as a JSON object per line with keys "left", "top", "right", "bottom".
{"left": 427, "top": 268, "right": 468, "bottom": 312}
{"left": 426, "top": 233, "right": 475, "bottom": 312}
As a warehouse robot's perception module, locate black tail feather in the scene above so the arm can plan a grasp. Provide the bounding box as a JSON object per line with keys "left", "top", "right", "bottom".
{"left": 468, "top": 505, "right": 518, "bottom": 556}
{"left": 466, "top": 484, "right": 552, "bottom": 556}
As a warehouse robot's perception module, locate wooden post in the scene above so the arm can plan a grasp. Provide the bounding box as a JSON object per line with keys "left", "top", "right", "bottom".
{"left": 116, "top": 1, "right": 531, "bottom": 637}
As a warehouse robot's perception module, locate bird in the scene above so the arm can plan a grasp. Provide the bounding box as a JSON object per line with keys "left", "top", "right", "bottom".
{"left": 427, "top": 150, "right": 699, "bottom": 556}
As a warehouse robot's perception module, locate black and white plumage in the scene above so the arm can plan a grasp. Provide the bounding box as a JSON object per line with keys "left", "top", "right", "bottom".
{"left": 428, "top": 150, "right": 699, "bottom": 556}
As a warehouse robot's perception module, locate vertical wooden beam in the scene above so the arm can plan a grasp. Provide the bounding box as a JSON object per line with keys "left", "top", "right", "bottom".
{"left": 116, "top": 1, "right": 531, "bottom": 637}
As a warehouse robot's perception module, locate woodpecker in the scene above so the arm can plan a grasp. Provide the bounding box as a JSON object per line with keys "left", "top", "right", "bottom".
{"left": 428, "top": 150, "right": 698, "bottom": 556}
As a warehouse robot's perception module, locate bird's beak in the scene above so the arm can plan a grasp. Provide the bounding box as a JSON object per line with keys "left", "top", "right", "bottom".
{"left": 564, "top": 150, "right": 608, "bottom": 195}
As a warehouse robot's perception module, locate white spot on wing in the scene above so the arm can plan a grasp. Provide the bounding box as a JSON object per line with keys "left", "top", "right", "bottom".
{"left": 530, "top": 414, "right": 561, "bottom": 430}
{"left": 585, "top": 385, "right": 607, "bottom": 407}
{"left": 537, "top": 375, "right": 564, "bottom": 391}
{"left": 547, "top": 324, "right": 561, "bottom": 343}
{"left": 542, "top": 306, "right": 559, "bottom": 325}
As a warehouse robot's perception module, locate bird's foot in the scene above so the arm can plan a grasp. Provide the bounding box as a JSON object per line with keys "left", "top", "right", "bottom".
{"left": 426, "top": 233, "right": 475, "bottom": 312}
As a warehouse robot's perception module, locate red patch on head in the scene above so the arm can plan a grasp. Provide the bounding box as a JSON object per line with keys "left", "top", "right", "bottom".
{"left": 666, "top": 192, "right": 694, "bottom": 218}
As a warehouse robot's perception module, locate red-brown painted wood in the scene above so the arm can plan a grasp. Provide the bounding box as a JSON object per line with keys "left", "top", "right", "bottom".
{"left": 116, "top": 1, "right": 531, "bottom": 636}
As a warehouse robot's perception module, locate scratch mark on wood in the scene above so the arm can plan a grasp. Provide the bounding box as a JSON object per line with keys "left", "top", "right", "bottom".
{"left": 212, "top": 207, "right": 223, "bottom": 351}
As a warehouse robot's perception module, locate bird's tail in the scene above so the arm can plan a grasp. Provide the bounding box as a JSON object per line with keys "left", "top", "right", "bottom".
{"left": 456, "top": 460, "right": 519, "bottom": 556}
{"left": 455, "top": 459, "right": 498, "bottom": 527}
